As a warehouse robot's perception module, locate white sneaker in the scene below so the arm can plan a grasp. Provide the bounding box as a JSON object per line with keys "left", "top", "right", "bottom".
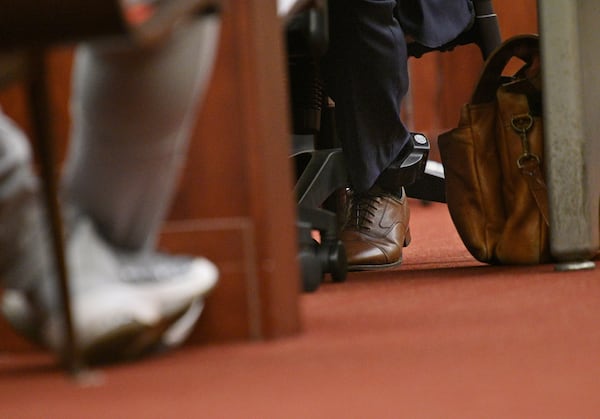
{"left": 1, "top": 218, "right": 218, "bottom": 364}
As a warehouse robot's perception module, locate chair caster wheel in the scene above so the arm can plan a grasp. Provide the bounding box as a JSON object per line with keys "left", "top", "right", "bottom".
{"left": 319, "top": 239, "right": 347, "bottom": 283}
{"left": 299, "top": 241, "right": 322, "bottom": 292}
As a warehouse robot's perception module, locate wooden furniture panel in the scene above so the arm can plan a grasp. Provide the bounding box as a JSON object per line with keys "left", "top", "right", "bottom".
{"left": 166, "top": 0, "right": 302, "bottom": 342}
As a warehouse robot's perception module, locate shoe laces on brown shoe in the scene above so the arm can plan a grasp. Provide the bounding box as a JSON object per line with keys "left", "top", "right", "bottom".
{"left": 345, "top": 185, "right": 403, "bottom": 232}
{"left": 341, "top": 186, "right": 411, "bottom": 270}
{"left": 346, "top": 191, "right": 381, "bottom": 233}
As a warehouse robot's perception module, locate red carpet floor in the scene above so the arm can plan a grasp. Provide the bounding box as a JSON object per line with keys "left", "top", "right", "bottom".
{"left": 1, "top": 201, "right": 600, "bottom": 418}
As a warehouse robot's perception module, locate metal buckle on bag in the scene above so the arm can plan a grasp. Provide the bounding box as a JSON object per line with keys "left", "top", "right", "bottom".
{"left": 511, "top": 113, "right": 540, "bottom": 168}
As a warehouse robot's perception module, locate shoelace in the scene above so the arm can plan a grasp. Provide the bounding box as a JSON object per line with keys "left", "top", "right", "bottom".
{"left": 347, "top": 193, "right": 381, "bottom": 232}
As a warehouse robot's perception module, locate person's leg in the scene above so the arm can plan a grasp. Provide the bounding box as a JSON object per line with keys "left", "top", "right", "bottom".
{"left": 1, "top": 17, "right": 221, "bottom": 363}
{"left": 0, "top": 112, "right": 218, "bottom": 363}
{"left": 323, "top": 0, "right": 475, "bottom": 194}
{"left": 63, "top": 16, "right": 220, "bottom": 250}
{"left": 323, "top": 0, "right": 412, "bottom": 270}
{"left": 323, "top": 0, "right": 411, "bottom": 194}
{"left": 322, "top": 1, "right": 475, "bottom": 270}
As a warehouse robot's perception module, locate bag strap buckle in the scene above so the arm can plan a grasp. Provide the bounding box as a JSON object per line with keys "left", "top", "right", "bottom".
{"left": 511, "top": 113, "right": 538, "bottom": 166}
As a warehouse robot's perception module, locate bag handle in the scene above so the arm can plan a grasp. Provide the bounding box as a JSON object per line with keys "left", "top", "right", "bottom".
{"left": 471, "top": 34, "right": 540, "bottom": 104}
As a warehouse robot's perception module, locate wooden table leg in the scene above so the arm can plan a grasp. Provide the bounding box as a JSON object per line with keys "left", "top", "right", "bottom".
{"left": 26, "top": 50, "right": 83, "bottom": 373}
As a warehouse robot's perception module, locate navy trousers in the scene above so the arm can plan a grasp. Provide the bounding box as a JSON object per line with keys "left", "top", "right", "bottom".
{"left": 323, "top": 0, "right": 474, "bottom": 193}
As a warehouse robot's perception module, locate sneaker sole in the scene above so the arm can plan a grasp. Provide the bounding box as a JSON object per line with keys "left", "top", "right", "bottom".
{"left": 78, "top": 302, "right": 193, "bottom": 365}
{"left": 2, "top": 258, "right": 218, "bottom": 365}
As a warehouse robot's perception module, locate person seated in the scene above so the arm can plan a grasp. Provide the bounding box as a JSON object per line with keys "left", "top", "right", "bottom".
{"left": 0, "top": 14, "right": 221, "bottom": 364}
{"left": 322, "top": 0, "right": 475, "bottom": 270}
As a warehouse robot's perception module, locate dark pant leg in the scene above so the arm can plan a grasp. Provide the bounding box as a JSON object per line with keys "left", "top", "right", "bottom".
{"left": 323, "top": 0, "right": 410, "bottom": 193}
{"left": 396, "top": 0, "right": 474, "bottom": 47}
{"left": 63, "top": 18, "right": 219, "bottom": 250}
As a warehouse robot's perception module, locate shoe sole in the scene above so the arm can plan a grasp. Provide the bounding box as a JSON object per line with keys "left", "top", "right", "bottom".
{"left": 68, "top": 258, "right": 218, "bottom": 364}
{"left": 66, "top": 269, "right": 217, "bottom": 364}
{"left": 77, "top": 302, "right": 194, "bottom": 365}
{"left": 347, "top": 257, "right": 404, "bottom": 272}
{"left": 2, "top": 258, "right": 218, "bottom": 365}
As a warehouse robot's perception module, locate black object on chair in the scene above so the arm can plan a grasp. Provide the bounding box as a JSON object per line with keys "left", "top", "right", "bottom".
{"left": 286, "top": 0, "right": 348, "bottom": 292}
{"left": 285, "top": 0, "right": 502, "bottom": 292}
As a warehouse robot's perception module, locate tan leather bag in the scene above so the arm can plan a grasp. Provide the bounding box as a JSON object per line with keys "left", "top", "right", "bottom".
{"left": 438, "top": 34, "right": 551, "bottom": 264}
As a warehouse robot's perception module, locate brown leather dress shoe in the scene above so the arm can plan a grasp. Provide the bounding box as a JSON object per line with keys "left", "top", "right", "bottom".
{"left": 340, "top": 186, "right": 411, "bottom": 270}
